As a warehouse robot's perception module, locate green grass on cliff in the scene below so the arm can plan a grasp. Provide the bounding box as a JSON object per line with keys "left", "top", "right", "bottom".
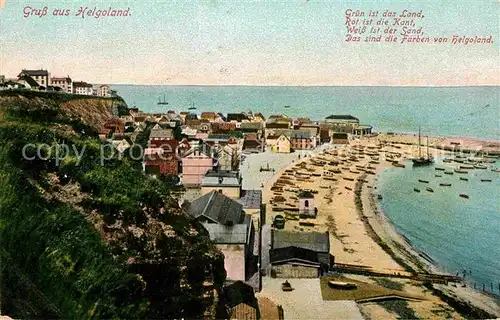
{"left": 0, "top": 92, "right": 226, "bottom": 319}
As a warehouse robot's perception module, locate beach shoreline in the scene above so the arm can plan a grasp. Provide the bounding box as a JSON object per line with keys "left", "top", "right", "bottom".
{"left": 257, "top": 132, "right": 499, "bottom": 318}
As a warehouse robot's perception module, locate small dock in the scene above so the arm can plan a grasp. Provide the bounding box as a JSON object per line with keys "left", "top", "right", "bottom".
{"left": 333, "top": 263, "right": 462, "bottom": 284}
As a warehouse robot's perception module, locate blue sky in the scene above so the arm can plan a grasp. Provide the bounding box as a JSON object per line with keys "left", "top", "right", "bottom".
{"left": 1, "top": 0, "right": 498, "bottom": 85}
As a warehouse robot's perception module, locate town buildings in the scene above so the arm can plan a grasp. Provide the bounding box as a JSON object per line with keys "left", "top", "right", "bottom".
{"left": 73, "top": 81, "right": 93, "bottom": 95}
{"left": 12, "top": 68, "right": 110, "bottom": 96}
{"left": 181, "top": 142, "right": 215, "bottom": 186}
{"left": 267, "top": 133, "right": 291, "bottom": 153}
{"left": 18, "top": 69, "right": 49, "bottom": 87}
{"left": 223, "top": 281, "right": 259, "bottom": 319}
{"left": 269, "top": 230, "right": 331, "bottom": 278}
{"left": 50, "top": 76, "right": 73, "bottom": 93}
{"left": 201, "top": 170, "right": 242, "bottom": 199}
{"left": 186, "top": 191, "right": 254, "bottom": 282}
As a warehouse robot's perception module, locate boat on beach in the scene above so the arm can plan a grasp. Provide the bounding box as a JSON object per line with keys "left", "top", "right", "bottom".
{"left": 328, "top": 281, "right": 357, "bottom": 290}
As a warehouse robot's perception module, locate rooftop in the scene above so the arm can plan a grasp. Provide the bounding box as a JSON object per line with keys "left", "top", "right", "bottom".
{"left": 272, "top": 230, "right": 330, "bottom": 253}
{"left": 224, "top": 281, "right": 259, "bottom": 309}
{"left": 187, "top": 190, "right": 244, "bottom": 225}
{"left": 149, "top": 128, "right": 174, "bottom": 139}
{"left": 237, "top": 189, "right": 262, "bottom": 209}
{"left": 202, "top": 222, "right": 249, "bottom": 244}
{"left": 325, "top": 115, "right": 359, "bottom": 121}
{"left": 291, "top": 130, "right": 312, "bottom": 139}
{"left": 18, "top": 69, "right": 49, "bottom": 77}
{"left": 202, "top": 170, "right": 242, "bottom": 187}
{"left": 270, "top": 246, "right": 320, "bottom": 265}
{"left": 298, "top": 190, "right": 314, "bottom": 198}
{"left": 73, "top": 81, "right": 93, "bottom": 88}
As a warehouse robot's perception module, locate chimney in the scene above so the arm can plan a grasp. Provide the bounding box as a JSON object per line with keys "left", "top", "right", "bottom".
{"left": 219, "top": 177, "right": 223, "bottom": 184}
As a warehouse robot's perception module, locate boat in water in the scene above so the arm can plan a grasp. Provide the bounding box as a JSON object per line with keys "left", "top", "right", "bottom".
{"left": 439, "top": 183, "right": 452, "bottom": 186}
{"left": 418, "top": 179, "right": 429, "bottom": 183}
{"left": 459, "top": 193, "right": 469, "bottom": 199}
{"left": 474, "top": 165, "right": 487, "bottom": 169}
{"left": 392, "top": 162, "right": 405, "bottom": 168}
{"left": 435, "top": 174, "right": 442, "bottom": 177}
{"left": 460, "top": 177, "right": 468, "bottom": 181}
{"left": 157, "top": 94, "right": 168, "bottom": 105}
{"left": 444, "top": 171, "right": 454, "bottom": 175}
{"left": 411, "top": 127, "right": 434, "bottom": 166}
{"left": 284, "top": 105, "right": 291, "bottom": 108}
{"left": 454, "top": 169, "right": 468, "bottom": 174}
{"left": 435, "top": 167, "right": 445, "bottom": 171}
{"left": 481, "top": 179, "right": 492, "bottom": 182}
{"left": 426, "top": 187, "right": 434, "bottom": 192}
{"left": 414, "top": 188, "right": 421, "bottom": 192}
{"left": 459, "top": 165, "right": 474, "bottom": 170}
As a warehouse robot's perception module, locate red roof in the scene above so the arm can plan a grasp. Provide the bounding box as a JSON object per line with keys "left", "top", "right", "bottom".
{"left": 149, "top": 139, "right": 179, "bottom": 152}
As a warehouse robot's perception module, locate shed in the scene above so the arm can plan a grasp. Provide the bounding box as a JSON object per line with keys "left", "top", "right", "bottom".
{"left": 270, "top": 246, "right": 321, "bottom": 278}
{"left": 224, "top": 281, "right": 259, "bottom": 320}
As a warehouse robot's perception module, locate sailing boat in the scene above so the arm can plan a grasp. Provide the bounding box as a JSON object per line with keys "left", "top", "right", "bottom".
{"left": 412, "top": 126, "right": 434, "bottom": 166}
{"left": 157, "top": 94, "right": 168, "bottom": 105}
{"left": 188, "top": 102, "right": 197, "bottom": 110}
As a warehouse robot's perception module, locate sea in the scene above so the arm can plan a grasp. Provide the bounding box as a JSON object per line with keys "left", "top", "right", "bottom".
{"left": 112, "top": 85, "right": 500, "bottom": 292}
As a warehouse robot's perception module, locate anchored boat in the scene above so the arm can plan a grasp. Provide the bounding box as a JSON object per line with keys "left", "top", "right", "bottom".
{"left": 411, "top": 126, "right": 434, "bottom": 166}
{"left": 459, "top": 193, "right": 469, "bottom": 199}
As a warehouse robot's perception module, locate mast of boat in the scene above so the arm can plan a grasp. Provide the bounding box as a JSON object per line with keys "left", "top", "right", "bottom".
{"left": 418, "top": 126, "right": 422, "bottom": 158}
{"left": 426, "top": 134, "right": 429, "bottom": 158}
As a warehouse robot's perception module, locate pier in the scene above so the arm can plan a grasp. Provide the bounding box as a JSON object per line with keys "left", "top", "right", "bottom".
{"left": 333, "top": 262, "right": 462, "bottom": 284}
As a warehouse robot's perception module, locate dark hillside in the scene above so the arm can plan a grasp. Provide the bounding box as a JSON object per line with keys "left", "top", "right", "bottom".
{"left": 0, "top": 91, "right": 226, "bottom": 319}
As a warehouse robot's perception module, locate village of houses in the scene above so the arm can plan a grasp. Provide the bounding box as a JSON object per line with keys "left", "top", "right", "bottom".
{"left": 2, "top": 70, "right": 410, "bottom": 319}
{"left": 0, "top": 69, "right": 111, "bottom": 96}
{"left": 100, "top": 103, "right": 381, "bottom": 318}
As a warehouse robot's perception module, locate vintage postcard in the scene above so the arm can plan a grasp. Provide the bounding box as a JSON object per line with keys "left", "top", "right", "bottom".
{"left": 0, "top": 1, "right": 498, "bottom": 319}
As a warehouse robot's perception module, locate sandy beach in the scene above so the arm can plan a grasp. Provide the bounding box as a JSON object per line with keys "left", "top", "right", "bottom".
{"left": 252, "top": 133, "right": 500, "bottom": 319}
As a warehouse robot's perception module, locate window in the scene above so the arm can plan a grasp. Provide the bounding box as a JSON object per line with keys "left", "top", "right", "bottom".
{"left": 304, "top": 200, "right": 309, "bottom": 207}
